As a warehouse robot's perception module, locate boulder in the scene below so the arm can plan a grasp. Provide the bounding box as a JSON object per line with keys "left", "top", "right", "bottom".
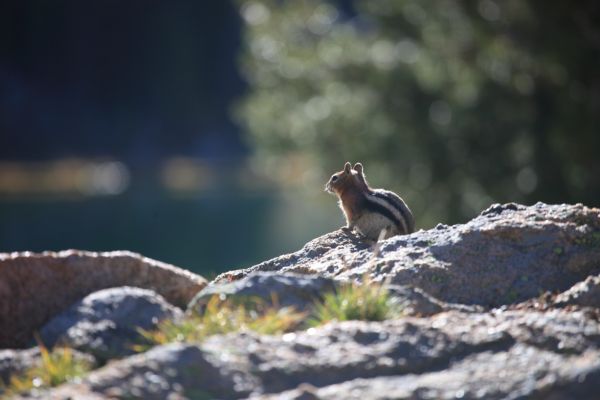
{"left": 189, "top": 272, "right": 481, "bottom": 317}
{"left": 10, "top": 203, "right": 600, "bottom": 399}
{"left": 39, "top": 287, "right": 183, "bottom": 361}
{"left": 0, "top": 250, "right": 206, "bottom": 348}
{"left": 553, "top": 273, "right": 600, "bottom": 308}
{"left": 385, "top": 284, "right": 483, "bottom": 316}
{"left": 42, "top": 308, "right": 600, "bottom": 399}
{"left": 254, "top": 348, "right": 600, "bottom": 400}
{"left": 36, "top": 343, "right": 257, "bottom": 400}
{"left": 187, "top": 272, "right": 337, "bottom": 314}
{"left": 215, "top": 203, "right": 600, "bottom": 307}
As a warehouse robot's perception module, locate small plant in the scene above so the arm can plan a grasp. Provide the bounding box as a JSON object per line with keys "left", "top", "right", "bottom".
{"left": 309, "top": 280, "right": 401, "bottom": 326}
{"left": 3, "top": 345, "right": 92, "bottom": 395}
{"left": 136, "top": 295, "right": 306, "bottom": 349}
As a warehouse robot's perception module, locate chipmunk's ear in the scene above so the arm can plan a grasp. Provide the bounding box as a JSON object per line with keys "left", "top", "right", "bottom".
{"left": 353, "top": 162, "right": 363, "bottom": 174}
{"left": 344, "top": 162, "right": 352, "bottom": 173}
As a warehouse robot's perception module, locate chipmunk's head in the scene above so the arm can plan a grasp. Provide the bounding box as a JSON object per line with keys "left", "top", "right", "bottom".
{"left": 325, "top": 162, "right": 366, "bottom": 194}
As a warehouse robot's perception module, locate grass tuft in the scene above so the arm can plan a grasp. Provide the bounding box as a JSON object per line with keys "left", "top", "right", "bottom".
{"left": 309, "top": 279, "right": 400, "bottom": 326}
{"left": 137, "top": 281, "right": 402, "bottom": 351}
{"left": 3, "top": 344, "right": 92, "bottom": 396}
{"left": 136, "top": 295, "right": 306, "bottom": 349}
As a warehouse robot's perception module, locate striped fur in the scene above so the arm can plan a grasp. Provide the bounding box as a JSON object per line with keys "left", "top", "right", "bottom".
{"left": 362, "top": 197, "right": 405, "bottom": 233}
{"left": 326, "top": 161, "right": 415, "bottom": 240}
{"left": 368, "top": 189, "right": 415, "bottom": 234}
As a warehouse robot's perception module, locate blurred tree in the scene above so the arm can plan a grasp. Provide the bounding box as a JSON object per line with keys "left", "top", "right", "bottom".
{"left": 235, "top": 0, "right": 600, "bottom": 226}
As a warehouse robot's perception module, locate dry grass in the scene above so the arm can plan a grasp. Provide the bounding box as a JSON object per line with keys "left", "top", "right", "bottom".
{"left": 309, "top": 279, "right": 400, "bottom": 326}
{"left": 136, "top": 295, "right": 306, "bottom": 349}
{"left": 3, "top": 344, "right": 92, "bottom": 396}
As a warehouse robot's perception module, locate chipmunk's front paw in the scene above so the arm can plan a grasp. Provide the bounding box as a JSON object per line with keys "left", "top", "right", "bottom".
{"left": 341, "top": 225, "right": 354, "bottom": 233}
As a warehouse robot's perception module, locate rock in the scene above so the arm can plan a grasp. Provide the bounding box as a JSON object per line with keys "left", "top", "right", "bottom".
{"left": 553, "top": 274, "right": 600, "bottom": 308}
{"left": 189, "top": 272, "right": 479, "bottom": 318}
{"left": 215, "top": 203, "right": 600, "bottom": 307}
{"left": 39, "top": 287, "right": 183, "bottom": 361}
{"left": 10, "top": 202, "right": 600, "bottom": 399}
{"left": 255, "top": 348, "right": 600, "bottom": 400}
{"left": 43, "top": 308, "right": 600, "bottom": 399}
{"left": 0, "top": 348, "right": 41, "bottom": 385}
{"left": 36, "top": 343, "right": 257, "bottom": 400}
{"left": 188, "top": 272, "right": 337, "bottom": 314}
{"left": 0, "top": 250, "right": 206, "bottom": 348}
{"left": 205, "top": 309, "right": 599, "bottom": 395}
{"left": 0, "top": 347, "right": 95, "bottom": 387}
{"left": 385, "top": 285, "right": 483, "bottom": 316}
{"left": 214, "top": 230, "right": 372, "bottom": 282}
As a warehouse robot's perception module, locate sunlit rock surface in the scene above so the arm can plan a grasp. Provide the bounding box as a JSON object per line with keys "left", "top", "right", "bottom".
{"left": 0, "top": 250, "right": 206, "bottom": 347}
{"left": 39, "top": 287, "right": 182, "bottom": 361}
{"left": 6, "top": 203, "right": 600, "bottom": 399}
{"left": 217, "top": 202, "right": 600, "bottom": 307}
{"left": 34, "top": 309, "right": 600, "bottom": 399}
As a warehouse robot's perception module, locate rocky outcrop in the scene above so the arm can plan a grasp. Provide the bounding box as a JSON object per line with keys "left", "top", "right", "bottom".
{"left": 5, "top": 203, "right": 600, "bottom": 399}
{"left": 34, "top": 307, "right": 600, "bottom": 399}
{"left": 553, "top": 273, "right": 600, "bottom": 308}
{"left": 189, "top": 272, "right": 482, "bottom": 317}
{"left": 39, "top": 287, "right": 183, "bottom": 361}
{"left": 0, "top": 250, "right": 206, "bottom": 348}
{"left": 41, "top": 343, "right": 258, "bottom": 400}
{"left": 188, "top": 273, "right": 337, "bottom": 314}
{"left": 216, "top": 202, "right": 600, "bottom": 308}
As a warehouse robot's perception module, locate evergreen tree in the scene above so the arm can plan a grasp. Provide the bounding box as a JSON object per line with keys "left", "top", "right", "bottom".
{"left": 237, "top": 0, "right": 600, "bottom": 224}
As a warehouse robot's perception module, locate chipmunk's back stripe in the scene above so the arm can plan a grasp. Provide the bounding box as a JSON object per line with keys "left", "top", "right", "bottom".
{"left": 372, "top": 191, "right": 412, "bottom": 229}
{"left": 363, "top": 198, "right": 406, "bottom": 233}
{"left": 363, "top": 193, "right": 408, "bottom": 233}
{"left": 368, "top": 191, "right": 412, "bottom": 233}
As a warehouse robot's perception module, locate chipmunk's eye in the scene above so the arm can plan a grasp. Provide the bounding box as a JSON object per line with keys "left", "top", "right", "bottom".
{"left": 331, "top": 175, "right": 338, "bottom": 182}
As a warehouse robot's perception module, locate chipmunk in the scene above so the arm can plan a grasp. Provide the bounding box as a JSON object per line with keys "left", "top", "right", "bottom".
{"left": 325, "top": 162, "right": 415, "bottom": 240}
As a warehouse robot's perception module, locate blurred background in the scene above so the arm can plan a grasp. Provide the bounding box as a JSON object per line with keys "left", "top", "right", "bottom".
{"left": 1, "top": 0, "right": 599, "bottom": 275}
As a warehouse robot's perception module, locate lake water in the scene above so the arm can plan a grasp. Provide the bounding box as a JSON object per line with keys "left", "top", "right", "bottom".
{"left": 0, "top": 188, "right": 341, "bottom": 277}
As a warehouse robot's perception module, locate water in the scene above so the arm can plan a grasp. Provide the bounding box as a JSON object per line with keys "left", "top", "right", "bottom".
{"left": 0, "top": 188, "right": 340, "bottom": 277}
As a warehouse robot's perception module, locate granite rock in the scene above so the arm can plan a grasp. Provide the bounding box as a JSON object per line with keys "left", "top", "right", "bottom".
{"left": 553, "top": 273, "right": 600, "bottom": 308}
{"left": 12, "top": 203, "right": 600, "bottom": 399}
{"left": 41, "top": 308, "right": 600, "bottom": 399}
{"left": 188, "top": 273, "right": 337, "bottom": 314}
{"left": 33, "top": 343, "right": 257, "bottom": 400}
{"left": 189, "top": 272, "right": 481, "bottom": 318}
{"left": 39, "top": 287, "right": 183, "bottom": 361}
{"left": 0, "top": 250, "right": 206, "bottom": 348}
{"left": 216, "top": 203, "right": 600, "bottom": 308}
